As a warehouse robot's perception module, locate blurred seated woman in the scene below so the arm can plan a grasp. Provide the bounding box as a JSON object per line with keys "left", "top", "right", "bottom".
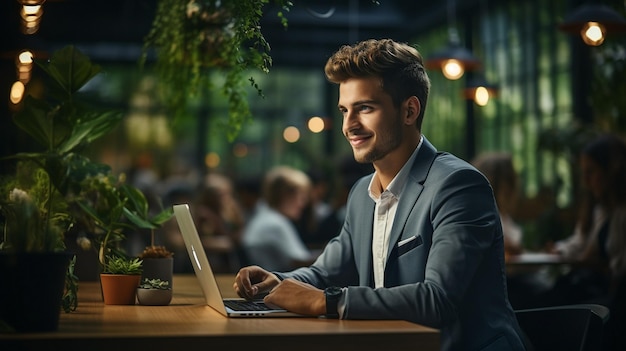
{"left": 547, "top": 134, "right": 626, "bottom": 350}
{"left": 550, "top": 134, "right": 626, "bottom": 298}
{"left": 472, "top": 152, "right": 523, "bottom": 257}
{"left": 242, "top": 166, "right": 317, "bottom": 271}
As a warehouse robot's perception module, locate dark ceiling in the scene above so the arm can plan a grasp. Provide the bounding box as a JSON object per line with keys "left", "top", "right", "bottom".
{"left": 1, "top": 0, "right": 451, "bottom": 69}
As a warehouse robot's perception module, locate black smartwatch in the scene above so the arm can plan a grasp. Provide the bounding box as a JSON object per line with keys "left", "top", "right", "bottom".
{"left": 324, "top": 286, "right": 342, "bottom": 319}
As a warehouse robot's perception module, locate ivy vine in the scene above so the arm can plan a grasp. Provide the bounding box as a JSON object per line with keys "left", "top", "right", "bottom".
{"left": 141, "top": 0, "right": 292, "bottom": 140}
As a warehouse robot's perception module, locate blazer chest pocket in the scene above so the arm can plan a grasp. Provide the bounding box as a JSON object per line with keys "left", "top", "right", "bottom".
{"left": 396, "top": 235, "right": 423, "bottom": 256}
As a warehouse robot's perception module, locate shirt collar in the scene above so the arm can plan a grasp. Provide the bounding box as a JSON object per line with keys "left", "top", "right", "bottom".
{"left": 368, "top": 135, "right": 423, "bottom": 200}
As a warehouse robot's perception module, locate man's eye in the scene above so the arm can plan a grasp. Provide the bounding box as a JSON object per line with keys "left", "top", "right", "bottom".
{"left": 359, "top": 105, "right": 372, "bottom": 112}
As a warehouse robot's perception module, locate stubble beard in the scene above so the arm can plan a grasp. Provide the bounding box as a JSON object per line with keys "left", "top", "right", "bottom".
{"left": 352, "top": 118, "right": 404, "bottom": 164}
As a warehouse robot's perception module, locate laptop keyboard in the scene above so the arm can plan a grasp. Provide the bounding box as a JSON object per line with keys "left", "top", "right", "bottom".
{"left": 224, "top": 300, "right": 272, "bottom": 311}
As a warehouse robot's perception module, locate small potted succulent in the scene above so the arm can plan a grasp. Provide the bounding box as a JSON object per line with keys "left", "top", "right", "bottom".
{"left": 100, "top": 255, "right": 143, "bottom": 305}
{"left": 136, "top": 278, "right": 172, "bottom": 306}
{"left": 138, "top": 245, "right": 174, "bottom": 290}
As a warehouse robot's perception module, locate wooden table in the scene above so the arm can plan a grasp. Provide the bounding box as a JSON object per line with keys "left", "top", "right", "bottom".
{"left": 0, "top": 274, "right": 439, "bottom": 351}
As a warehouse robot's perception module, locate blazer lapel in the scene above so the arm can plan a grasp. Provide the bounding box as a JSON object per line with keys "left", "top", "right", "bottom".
{"left": 386, "top": 137, "right": 438, "bottom": 264}
{"left": 351, "top": 175, "right": 376, "bottom": 287}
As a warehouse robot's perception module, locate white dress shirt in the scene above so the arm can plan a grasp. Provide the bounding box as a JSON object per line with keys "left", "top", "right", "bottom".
{"left": 368, "top": 137, "right": 422, "bottom": 288}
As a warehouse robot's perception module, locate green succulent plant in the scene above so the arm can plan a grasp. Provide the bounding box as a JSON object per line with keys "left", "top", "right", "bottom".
{"left": 103, "top": 256, "right": 143, "bottom": 275}
{"left": 139, "top": 278, "right": 171, "bottom": 290}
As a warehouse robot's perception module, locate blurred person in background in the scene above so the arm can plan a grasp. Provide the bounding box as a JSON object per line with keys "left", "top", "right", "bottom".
{"left": 314, "top": 155, "right": 373, "bottom": 245}
{"left": 296, "top": 169, "right": 333, "bottom": 247}
{"left": 195, "top": 173, "right": 245, "bottom": 244}
{"left": 234, "top": 175, "right": 262, "bottom": 223}
{"left": 242, "top": 166, "right": 317, "bottom": 271}
{"left": 472, "top": 152, "right": 523, "bottom": 257}
{"left": 547, "top": 133, "right": 626, "bottom": 350}
{"left": 473, "top": 152, "right": 552, "bottom": 309}
{"left": 194, "top": 172, "right": 246, "bottom": 273}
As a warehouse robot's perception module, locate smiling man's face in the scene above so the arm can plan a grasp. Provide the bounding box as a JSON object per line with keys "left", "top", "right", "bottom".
{"left": 339, "top": 77, "right": 404, "bottom": 164}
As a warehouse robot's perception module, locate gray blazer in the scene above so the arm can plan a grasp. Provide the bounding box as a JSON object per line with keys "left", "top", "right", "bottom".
{"left": 277, "top": 137, "right": 526, "bottom": 351}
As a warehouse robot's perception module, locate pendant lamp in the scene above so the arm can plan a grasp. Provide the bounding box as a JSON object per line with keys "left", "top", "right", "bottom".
{"left": 559, "top": 4, "right": 626, "bottom": 46}
{"left": 463, "top": 76, "right": 498, "bottom": 106}
{"left": 425, "top": 0, "right": 481, "bottom": 80}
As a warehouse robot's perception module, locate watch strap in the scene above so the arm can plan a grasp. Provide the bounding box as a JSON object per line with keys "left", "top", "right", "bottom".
{"left": 324, "top": 286, "right": 342, "bottom": 319}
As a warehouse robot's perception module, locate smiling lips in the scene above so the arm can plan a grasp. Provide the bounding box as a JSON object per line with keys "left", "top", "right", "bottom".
{"left": 347, "top": 133, "right": 372, "bottom": 147}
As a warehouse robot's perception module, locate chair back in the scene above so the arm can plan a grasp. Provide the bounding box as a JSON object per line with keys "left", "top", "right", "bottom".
{"left": 515, "top": 304, "right": 610, "bottom": 351}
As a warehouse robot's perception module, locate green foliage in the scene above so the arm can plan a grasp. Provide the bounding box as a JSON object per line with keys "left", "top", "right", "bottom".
{"left": 74, "top": 174, "right": 131, "bottom": 266}
{"left": 139, "top": 278, "right": 171, "bottom": 290}
{"left": 62, "top": 256, "right": 79, "bottom": 313}
{"left": 591, "top": 42, "right": 626, "bottom": 134}
{"left": 122, "top": 185, "right": 174, "bottom": 231}
{"left": 103, "top": 255, "right": 143, "bottom": 275}
{"left": 0, "top": 184, "right": 66, "bottom": 253}
{"left": 1, "top": 45, "right": 170, "bottom": 313}
{"left": 13, "top": 47, "right": 122, "bottom": 157}
{"left": 141, "top": 0, "right": 293, "bottom": 140}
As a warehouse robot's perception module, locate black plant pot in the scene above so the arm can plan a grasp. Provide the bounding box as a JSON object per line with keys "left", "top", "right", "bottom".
{"left": 141, "top": 257, "right": 174, "bottom": 288}
{"left": 0, "top": 252, "right": 73, "bottom": 332}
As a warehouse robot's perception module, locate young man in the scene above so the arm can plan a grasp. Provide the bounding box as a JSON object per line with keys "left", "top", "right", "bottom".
{"left": 233, "top": 39, "right": 527, "bottom": 350}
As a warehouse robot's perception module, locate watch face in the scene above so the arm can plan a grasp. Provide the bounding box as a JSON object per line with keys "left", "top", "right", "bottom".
{"left": 326, "top": 286, "right": 342, "bottom": 297}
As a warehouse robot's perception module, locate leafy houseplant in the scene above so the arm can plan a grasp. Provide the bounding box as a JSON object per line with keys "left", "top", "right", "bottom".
{"left": 0, "top": 45, "right": 121, "bottom": 331}
{"left": 1, "top": 46, "right": 173, "bottom": 316}
{"left": 76, "top": 175, "right": 173, "bottom": 270}
{"left": 137, "top": 278, "right": 172, "bottom": 306}
{"left": 100, "top": 255, "right": 143, "bottom": 305}
{"left": 141, "top": 0, "right": 293, "bottom": 140}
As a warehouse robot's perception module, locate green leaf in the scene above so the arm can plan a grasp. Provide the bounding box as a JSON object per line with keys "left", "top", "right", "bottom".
{"left": 12, "top": 96, "right": 57, "bottom": 149}
{"left": 121, "top": 184, "right": 149, "bottom": 218}
{"left": 35, "top": 45, "right": 102, "bottom": 96}
{"left": 150, "top": 208, "right": 174, "bottom": 226}
{"left": 57, "top": 110, "right": 123, "bottom": 154}
{"left": 123, "top": 207, "right": 157, "bottom": 230}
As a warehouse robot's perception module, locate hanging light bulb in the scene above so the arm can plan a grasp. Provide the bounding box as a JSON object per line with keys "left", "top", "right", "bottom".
{"left": 473, "top": 86, "right": 490, "bottom": 106}
{"left": 442, "top": 59, "right": 464, "bottom": 80}
{"left": 463, "top": 76, "right": 498, "bottom": 106}
{"left": 10, "top": 81, "right": 26, "bottom": 104}
{"left": 580, "top": 21, "right": 606, "bottom": 46}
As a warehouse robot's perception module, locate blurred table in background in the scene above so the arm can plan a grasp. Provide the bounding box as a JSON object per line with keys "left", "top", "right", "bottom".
{"left": 506, "top": 252, "right": 566, "bottom": 267}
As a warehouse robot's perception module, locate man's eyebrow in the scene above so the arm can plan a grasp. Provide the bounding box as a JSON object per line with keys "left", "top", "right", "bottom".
{"left": 338, "top": 99, "right": 378, "bottom": 109}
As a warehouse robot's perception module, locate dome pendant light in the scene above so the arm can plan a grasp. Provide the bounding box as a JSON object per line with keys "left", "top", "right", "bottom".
{"left": 425, "top": 0, "right": 481, "bottom": 80}
{"left": 559, "top": 4, "right": 626, "bottom": 46}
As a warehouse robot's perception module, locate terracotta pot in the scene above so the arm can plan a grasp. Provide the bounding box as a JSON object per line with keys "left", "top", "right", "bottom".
{"left": 100, "top": 274, "right": 141, "bottom": 305}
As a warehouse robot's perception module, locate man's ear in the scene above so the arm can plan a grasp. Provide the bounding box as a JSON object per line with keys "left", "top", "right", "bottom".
{"left": 404, "top": 96, "right": 421, "bottom": 125}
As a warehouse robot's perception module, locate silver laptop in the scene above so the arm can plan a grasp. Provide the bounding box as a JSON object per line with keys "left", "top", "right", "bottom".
{"left": 173, "top": 203, "right": 304, "bottom": 317}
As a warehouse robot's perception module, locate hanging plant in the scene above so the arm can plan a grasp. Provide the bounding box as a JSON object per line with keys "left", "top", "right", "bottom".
{"left": 141, "top": 0, "right": 292, "bottom": 140}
